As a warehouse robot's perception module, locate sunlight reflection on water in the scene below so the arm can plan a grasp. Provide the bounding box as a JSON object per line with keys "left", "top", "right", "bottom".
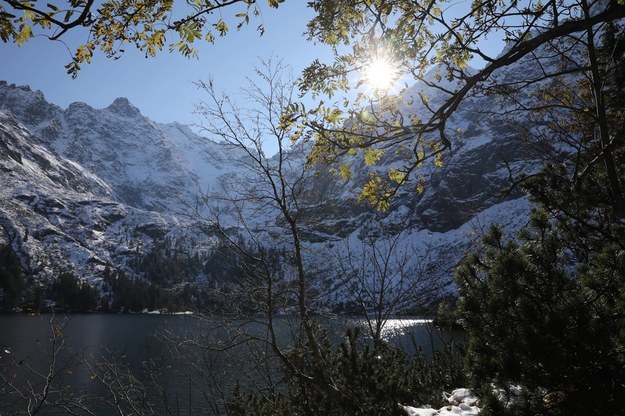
{"left": 341, "top": 317, "right": 452, "bottom": 355}
{"left": 378, "top": 318, "right": 433, "bottom": 340}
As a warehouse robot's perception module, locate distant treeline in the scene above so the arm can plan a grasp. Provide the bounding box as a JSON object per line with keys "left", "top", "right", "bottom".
{"left": 0, "top": 238, "right": 286, "bottom": 314}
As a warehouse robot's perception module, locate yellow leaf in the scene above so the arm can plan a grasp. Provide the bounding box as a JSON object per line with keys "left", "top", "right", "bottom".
{"left": 215, "top": 20, "right": 228, "bottom": 36}
{"left": 434, "top": 153, "right": 444, "bottom": 167}
{"left": 15, "top": 23, "right": 32, "bottom": 46}
{"left": 364, "top": 148, "right": 384, "bottom": 166}
{"left": 389, "top": 168, "right": 405, "bottom": 184}
{"left": 338, "top": 164, "right": 352, "bottom": 181}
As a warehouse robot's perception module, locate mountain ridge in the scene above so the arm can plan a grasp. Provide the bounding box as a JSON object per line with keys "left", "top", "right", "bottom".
{"left": 0, "top": 72, "right": 539, "bottom": 312}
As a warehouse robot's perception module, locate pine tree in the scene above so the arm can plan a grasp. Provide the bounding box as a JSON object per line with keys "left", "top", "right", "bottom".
{"left": 455, "top": 20, "right": 625, "bottom": 415}
{"left": 0, "top": 244, "right": 24, "bottom": 311}
{"left": 457, "top": 210, "right": 625, "bottom": 415}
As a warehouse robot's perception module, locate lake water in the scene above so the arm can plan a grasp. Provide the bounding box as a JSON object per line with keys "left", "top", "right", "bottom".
{"left": 0, "top": 314, "right": 462, "bottom": 415}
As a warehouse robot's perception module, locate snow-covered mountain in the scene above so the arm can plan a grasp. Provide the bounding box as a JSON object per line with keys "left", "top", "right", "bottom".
{"left": 0, "top": 65, "right": 545, "bottom": 311}
{"left": 0, "top": 82, "right": 240, "bottom": 213}
{"left": 0, "top": 109, "right": 196, "bottom": 284}
{"left": 0, "top": 82, "right": 238, "bottom": 303}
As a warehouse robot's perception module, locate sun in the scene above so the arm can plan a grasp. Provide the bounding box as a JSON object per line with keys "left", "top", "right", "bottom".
{"left": 362, "top": 56, "right": 398, "bottom": 92}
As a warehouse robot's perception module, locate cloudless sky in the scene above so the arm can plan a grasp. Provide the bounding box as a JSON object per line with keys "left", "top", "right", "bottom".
{"left": 0, "top": 2, "right": 332, "bottom": 127}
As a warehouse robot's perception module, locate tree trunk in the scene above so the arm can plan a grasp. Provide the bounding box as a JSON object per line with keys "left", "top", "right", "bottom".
{"left": 584, "top": 0, "right": 625, "bottom": 217}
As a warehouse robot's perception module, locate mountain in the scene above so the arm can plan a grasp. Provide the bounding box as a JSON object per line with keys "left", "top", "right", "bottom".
{"left": 0, "top": 82, "right": 243, "bottom": 213}
{"left": 0, "top": 82, "right": 241, "bottom": 310}
{"left": 0, "top": 109, "right": 184, "bottom": 282}
{"left": 0, "top": 68, "right": 543, "bottom": 312}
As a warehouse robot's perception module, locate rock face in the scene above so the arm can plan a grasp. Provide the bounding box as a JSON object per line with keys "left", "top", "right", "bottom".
{"left": 0, "top": 65, "right": 544, "bottom": 308}
{"left": 416, "top": 135, "right": 532, "bottom": 232}
{"left": 0, "top": 110, "right": 183, "bottom": 284}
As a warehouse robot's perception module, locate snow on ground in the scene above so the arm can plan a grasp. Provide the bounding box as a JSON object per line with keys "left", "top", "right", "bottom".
{"left": 403, "top": 388, "right": 480, "bottom": 416}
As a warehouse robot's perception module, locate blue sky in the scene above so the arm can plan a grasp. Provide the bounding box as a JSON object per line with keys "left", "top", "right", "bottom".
{"left": 0, "top": 2, "right": 331, "bottom": 127}
{"left": 0, "top": 1, "right": 506, "bottom": 133}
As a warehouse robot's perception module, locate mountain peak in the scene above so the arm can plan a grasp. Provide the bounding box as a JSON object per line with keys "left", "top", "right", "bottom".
{"left": 106, "top": 97, "right": 141, "bottom": 118}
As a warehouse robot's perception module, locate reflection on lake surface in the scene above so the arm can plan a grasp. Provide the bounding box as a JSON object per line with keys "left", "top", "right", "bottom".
{"left": 0, "top": 314, "right": 463, "bottom": 415}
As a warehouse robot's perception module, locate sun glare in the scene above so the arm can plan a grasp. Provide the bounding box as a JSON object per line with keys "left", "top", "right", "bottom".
{"left": 363, "top": 56, "right": 398, "bottom": 92}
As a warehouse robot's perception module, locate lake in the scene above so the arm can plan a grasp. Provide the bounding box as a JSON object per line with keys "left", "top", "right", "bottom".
{"left": 0, "top": 314, "right": 463, "bottom": 415}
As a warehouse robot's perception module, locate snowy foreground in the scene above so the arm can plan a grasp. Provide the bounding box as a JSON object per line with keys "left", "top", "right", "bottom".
{"left": 403, "top": 389, "right": 480, "bottom": 416}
